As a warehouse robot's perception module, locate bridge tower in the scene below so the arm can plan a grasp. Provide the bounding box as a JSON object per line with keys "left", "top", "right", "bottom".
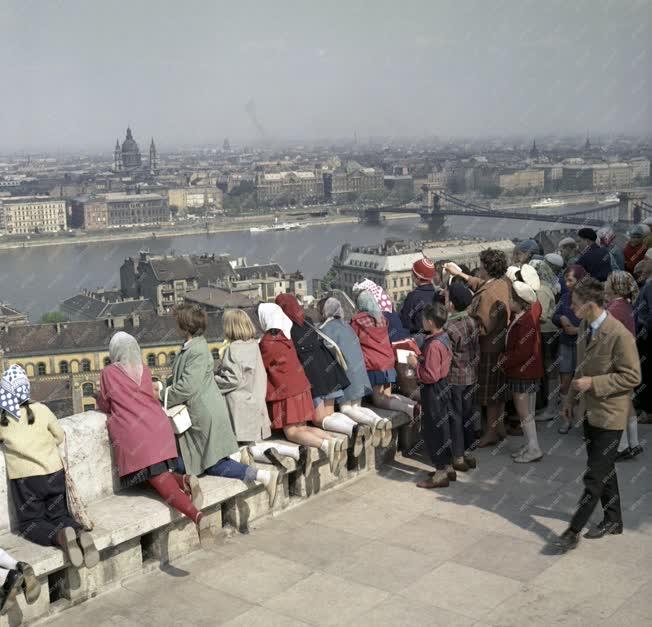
{"left": 617, "top": 191, "right": 646, "bottom": 224}
{"left": 420, "top": 183, "right": 446, "bottom": 230}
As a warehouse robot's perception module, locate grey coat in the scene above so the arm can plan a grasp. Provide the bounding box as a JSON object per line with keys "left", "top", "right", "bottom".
{"left": 321, "top": 318, "right": 372, "bottom": 402}
{"left": 215, "top": 339, "right": 271, "bottom": 442}
{"left": 166, "top": 335, "right": 238, "bottom": 475}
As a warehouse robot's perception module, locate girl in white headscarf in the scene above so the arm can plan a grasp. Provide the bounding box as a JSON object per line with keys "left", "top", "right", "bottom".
{"left": 257, "top": 304, "right": 340, "bottom": 473}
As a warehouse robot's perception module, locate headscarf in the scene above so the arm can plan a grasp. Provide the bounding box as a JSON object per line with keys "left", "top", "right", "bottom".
{"left": 275, "top": 293, "right": 305, "bottom": 325}
{"left": 597, "top": 226, "right": 616, "bottom": 247}
{"left": 352, "top": 278, "right": 393, "bottom": 313}
{"left": 606, "top": 271, "right": 639, "bottom": 303}
{"left": 0, "top": 364, "right": 30, "bottom": 419}
{"left": 109, "top": 331, "right": 144, "bottom": 385}
{"left": 357, "top": 290, "right": 383, "bottom": 322}
{"left": 258, "top": 303, "right": 293, "bottom": 340}
{"left": 322, "top": 297, "right": 344, "bottom": 320}
{"left": 530, "top": 258, "right": 558, "bottom": 289}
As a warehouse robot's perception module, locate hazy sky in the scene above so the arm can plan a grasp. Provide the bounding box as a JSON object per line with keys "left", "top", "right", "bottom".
{"left": 1, "top": 0, "right": 650, "bottom": 152}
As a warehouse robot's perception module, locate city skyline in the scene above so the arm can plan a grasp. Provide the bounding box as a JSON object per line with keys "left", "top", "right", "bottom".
{"left": 1, "top": 0, "right": 650, "bottom": 152}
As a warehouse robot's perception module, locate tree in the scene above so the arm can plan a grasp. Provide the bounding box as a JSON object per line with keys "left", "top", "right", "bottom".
{"left": 40, "top": 311, "right": 68, "bottom": 323}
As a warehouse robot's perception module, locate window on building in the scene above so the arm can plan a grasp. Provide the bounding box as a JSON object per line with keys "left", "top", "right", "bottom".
{"left": 103, "top": 357, "right": 111, "bottom": 367}
{"left": 37, "top": 362, "right": 46, "bottom": 376}
{"left": 393, "top": 279, "right": 397, "bottom": 288}
{"left": 81, "top": 359, "right": 91, "bottom": 372}
{"left": 169, "top": 352, "right": 176, "bottom": 364}
{"left": 59, "top": 361, "right": 69, "bottom": 374}
{"left": 83, "top": 404, "right": 95, "bottom": 412}
{"left": 211, "top": 349, "right": 220, "bottom": 360}
{"left": 147, "top": 354, "right": 156, "bottom": 367}
{"left": 82, "top": 383, "right": 94, "bottom": 396}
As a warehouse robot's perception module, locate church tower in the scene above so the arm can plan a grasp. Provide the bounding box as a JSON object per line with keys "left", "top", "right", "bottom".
{"left": 529, "top": 139, "right": 539, "bottom": 159}
{"left": 149, "top": 138, "right": 158, "bottom": 174}
{"left": 113, "top": 139, "right": 122, "bottom": 172}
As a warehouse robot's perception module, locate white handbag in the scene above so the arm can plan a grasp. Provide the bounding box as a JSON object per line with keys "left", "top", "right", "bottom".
{"left": 164, "top": 387, "right": 192, "bottom": 435}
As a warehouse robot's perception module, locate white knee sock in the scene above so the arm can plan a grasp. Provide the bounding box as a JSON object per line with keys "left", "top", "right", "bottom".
{"left": 0, "top": 549, "right": 17, "bottom": 571}
{"left": 274, "top": 443, "right": 300, "bottom": 460}
{"left": 322, "top": 412, "right": 357, "bottom": 436}
{"left": 340, "top": 404, "right": 376, "bottom": 427}
{"left": 249, "top": 443, "right": 276, "bottom": 463}
{"left": 0, "top": 568, "right": 8, "bottom": 586}
{"left": 618, "top": 429, "right": 629, "bottom": 452}
{"left": 256, "top": 469, "right": 272, "bottom": 486}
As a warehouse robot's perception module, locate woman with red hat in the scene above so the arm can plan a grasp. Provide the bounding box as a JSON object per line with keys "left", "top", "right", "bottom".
{"left": 400, "top": 257, "right": 444, "bottom": 335}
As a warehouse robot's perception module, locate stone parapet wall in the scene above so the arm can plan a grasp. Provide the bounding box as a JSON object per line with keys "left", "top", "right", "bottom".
{"left": 0, "top": 408, "right": 415, "bottom": 626}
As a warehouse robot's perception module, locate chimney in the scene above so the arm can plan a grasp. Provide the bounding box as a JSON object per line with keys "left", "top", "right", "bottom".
{"left": 131, "top": 313, "right": 140, "bottom": 327}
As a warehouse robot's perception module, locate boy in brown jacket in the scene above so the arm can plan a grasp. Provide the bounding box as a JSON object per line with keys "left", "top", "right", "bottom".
{"left": 556, "top": 279, "right": 641, "bottom": 551}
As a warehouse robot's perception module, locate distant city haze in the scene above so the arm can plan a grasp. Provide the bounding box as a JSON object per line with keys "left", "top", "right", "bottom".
{"left": 1, "top": 0, "right": 650, "bottom": 152}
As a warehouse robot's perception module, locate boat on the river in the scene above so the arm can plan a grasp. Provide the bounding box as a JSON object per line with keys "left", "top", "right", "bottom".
{"left": 598, "top": 194, "right": 619, "bottom": 204}
{"left": 531, "top": 197, "right": 566, "bottom": 208}
{"left": 250, "top": 220, "right": 305, "bottom": 233}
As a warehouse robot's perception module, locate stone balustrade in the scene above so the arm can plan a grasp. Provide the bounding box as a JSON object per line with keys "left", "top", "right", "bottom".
{"left": 0, "top": 408, "right": 417, "bottom": 626}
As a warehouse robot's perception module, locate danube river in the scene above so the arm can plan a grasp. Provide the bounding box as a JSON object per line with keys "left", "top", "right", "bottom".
{"left": 0, "top": 211, "right": 599, "bottom": 320}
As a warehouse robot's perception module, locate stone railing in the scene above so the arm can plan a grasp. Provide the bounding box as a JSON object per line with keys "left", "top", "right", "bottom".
{"left": 0, "top": 408, "right": 417, "bottom": 626}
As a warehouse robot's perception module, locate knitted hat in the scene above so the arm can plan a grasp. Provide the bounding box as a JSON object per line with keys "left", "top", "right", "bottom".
{"left": 514, "top": 239, "right": 540, "bottom": 255}
{"left": 447, "top": 282, "right": 473, "bottom": 311}
{"left": 412, "top": 258, "right": 435, "bottom": 281}
{"left": 544, "top": 253, "right": 564, "bottom": 269}
{"left": 512, "top": 281, "right": 537, "bottom": 304}
{"left": 558, "top": 237, "right": 577, "bottom": 248}
{"left": 597, "top": 226, "right": 616, "bottom": 247}
{"left": 578, "top": 228, "right": 597, "bottom": 242}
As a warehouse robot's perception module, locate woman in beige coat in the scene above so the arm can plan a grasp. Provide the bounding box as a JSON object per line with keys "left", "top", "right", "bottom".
{"left": 215, "top": 309, "right": 312, "bottom": 475}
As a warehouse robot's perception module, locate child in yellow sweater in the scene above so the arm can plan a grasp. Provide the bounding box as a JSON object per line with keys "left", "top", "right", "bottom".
{"left": 0, "top": 365, "right": 98, "bottom": 569}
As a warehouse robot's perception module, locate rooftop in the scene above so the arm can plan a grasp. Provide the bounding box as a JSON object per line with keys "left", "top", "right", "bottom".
{"left": 185, "top": 287, "right": 256, "bottom": 309}
{"left": 0, "top": 311, "right": 242, "bottom": 357}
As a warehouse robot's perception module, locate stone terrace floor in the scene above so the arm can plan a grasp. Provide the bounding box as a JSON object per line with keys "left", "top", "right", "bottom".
{"left": 40, "top": 422, "right": 652, "bottom": 627}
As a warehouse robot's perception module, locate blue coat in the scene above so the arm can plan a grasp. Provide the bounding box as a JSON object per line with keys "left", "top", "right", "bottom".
{"left": 321, "top": 318, "right": 372, "bottom": 402}
{"left": 400, "top": 284, "right": 444, "bottom": 333}
{"left": 577, "top": 244, "right": 612, "bottom": 282}
{"left": 552, "top": 291, "right": 582, "bottom": 346}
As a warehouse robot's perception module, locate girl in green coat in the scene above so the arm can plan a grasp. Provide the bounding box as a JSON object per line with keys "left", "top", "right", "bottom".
{"left": 166, "top": 304, "right": 281, "bottom": 506}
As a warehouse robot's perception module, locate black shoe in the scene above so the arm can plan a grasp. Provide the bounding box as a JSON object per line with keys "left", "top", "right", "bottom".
{"left": 615, "top": 447, "right": 632, "bottom": 462}
{"left": 630, "top": 445, "right": 643, "bottom": 458}
{"left": 555, "top": 528, "right": 580, "bottom": 552}
{"left": 0, "top": 569, "right": 24, "bottom": 615}
{"left": 584, "top": 520, "right": 623, "bottom": 539}
{"left": 16, "top": 562, "right": 40, "bottom": 605}
{"left": 298, "top": 445, "right": 312, "bottom": 476}
{"left": 264, "top": 448, "right": 290, "bottom": 471}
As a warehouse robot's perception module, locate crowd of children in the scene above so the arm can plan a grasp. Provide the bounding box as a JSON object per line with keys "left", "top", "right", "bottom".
{"left": 1, "top": 221, "right": 651, "bottom": 613}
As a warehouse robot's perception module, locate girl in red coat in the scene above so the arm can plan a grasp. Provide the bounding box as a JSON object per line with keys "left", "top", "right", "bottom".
{"left": 257, "top": 303, "right": 339, "bottom": 472}
{"left": 500, "top": 281, "right": 544, "bottom": 463}
{"left": 350, "top": 290, "right": 417, "bottom": 417}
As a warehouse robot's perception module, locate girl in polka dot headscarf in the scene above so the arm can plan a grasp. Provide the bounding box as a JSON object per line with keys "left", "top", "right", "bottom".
{"left": 0, "top": 364, "right": 33, "bottom": 425}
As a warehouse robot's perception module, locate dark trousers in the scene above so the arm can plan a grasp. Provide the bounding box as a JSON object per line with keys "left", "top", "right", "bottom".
{"left": 570, "top": 423, "right": 623, "bottom": 533}
{"left": 176, "top": 456, "right": 255, "bottom": 481}
{"left": 449, "top": 384, "right": 478, "bottom": 457}
{"left": 420, "top": 379, "right": 452, "bottom": 470}
{"left": 10, "top": 469, "right": 81, "bottom": 547}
